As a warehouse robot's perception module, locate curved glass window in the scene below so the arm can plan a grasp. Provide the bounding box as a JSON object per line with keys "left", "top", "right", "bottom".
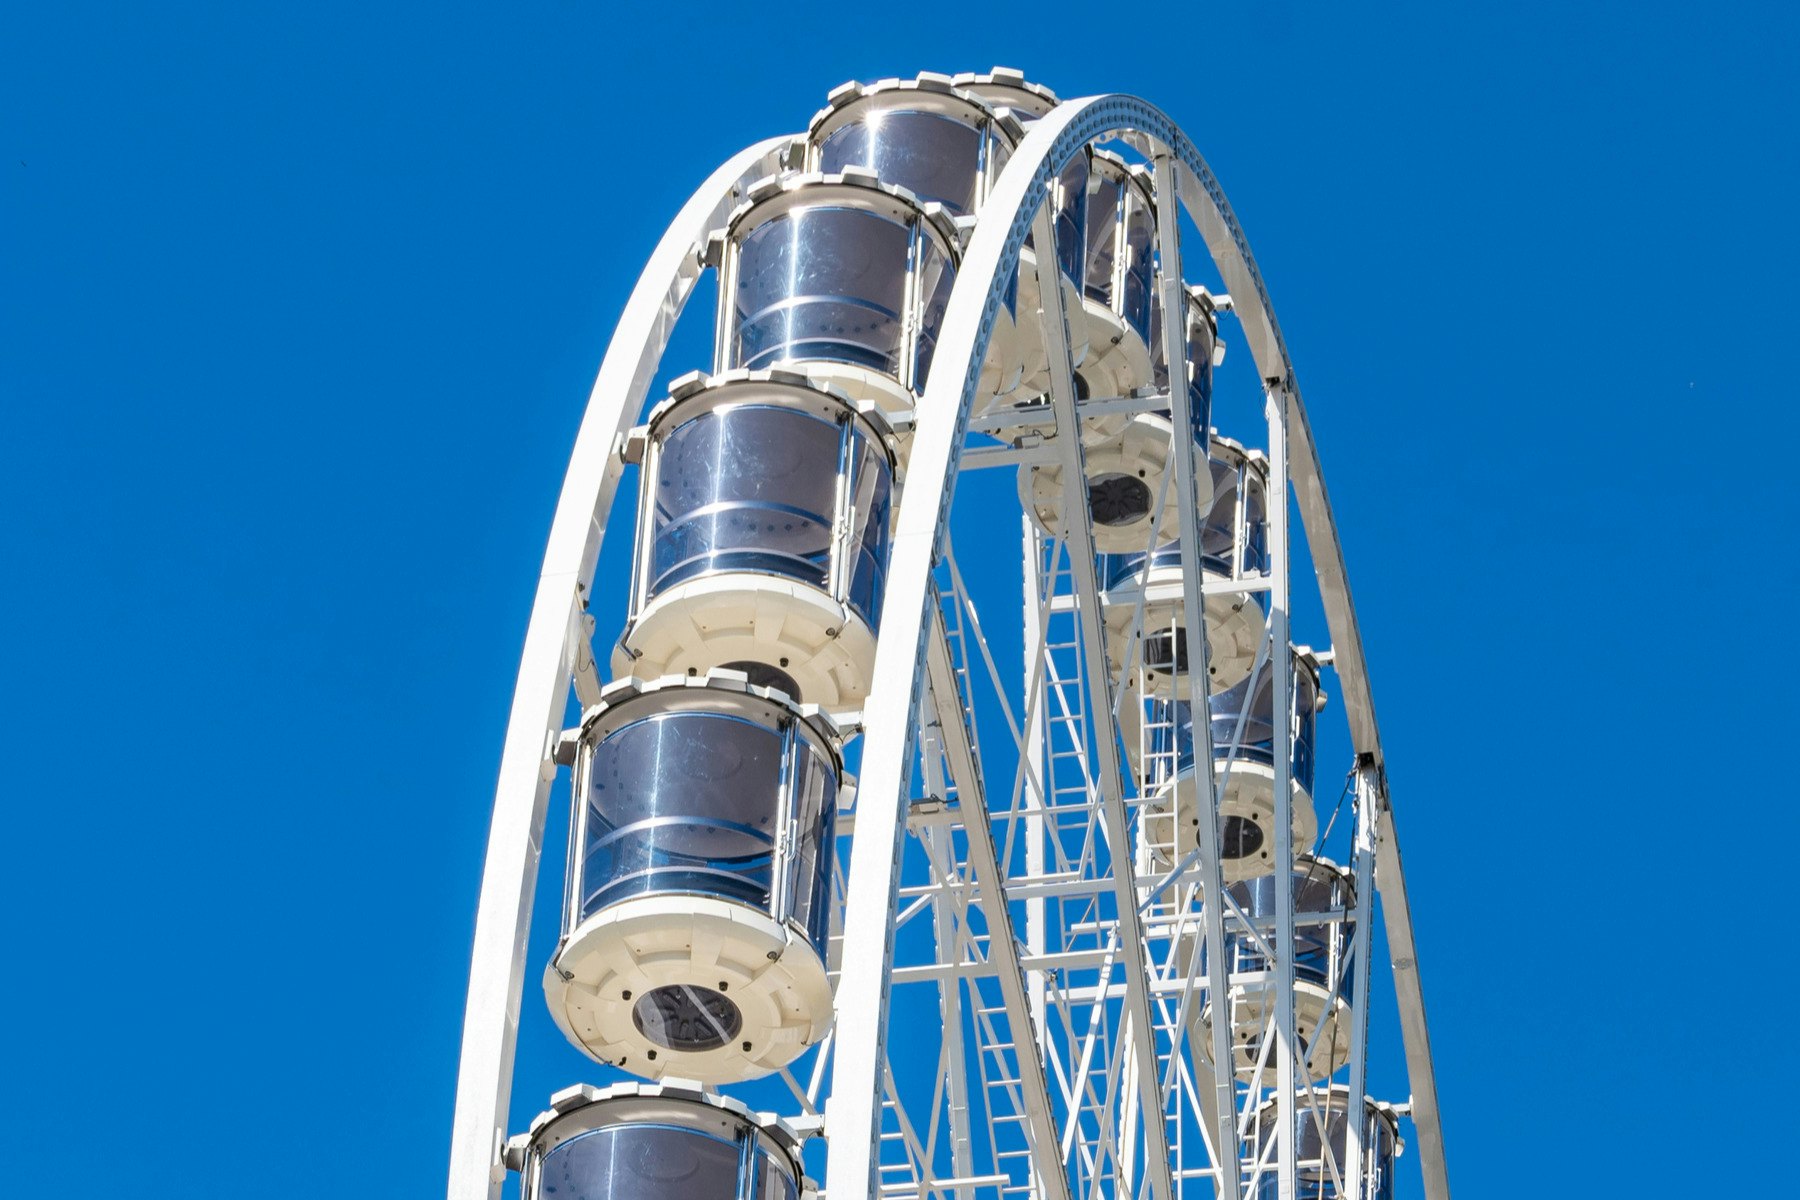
{"left": 1149, "top": 300, "right": 1215, "bottom": 442}
{"left": 535, "top": 1121, "right": 798, "bottom": 1200}
{"left": 538, "top": 1124, "right": 740, "bottom": 1200}
{"left": 1211, "top": 662, "right": 1319, "bottom": 792}
{"left": 731, "top": 207, "right": 911, "bottom": 375}
{"left": 914, "top": 232, "right": 955, "bottom": 385}
{"left": 1053, "top": 152, "right": 1088, "bottom": 285}
{"left": 820, "top": 111, "right": 985, "bottom": 216}
{"left": 785, "top": 725, "right": 836, "bottom": 952}
{"left": 1236, "top": 459, "right": 1270, "bottom": 575}
{"left": 1083, "top": 170, "right": 1154, "bottom": 340}
{"left": 1084, "top": 172, "right": 1121, "bottom": 306}
{"left": 579, "top": 710, "right": 838, "bottom": 953}
{"left": 645, "top": 403, "right": 893, "bottom": 631}
{"left": 1146, "top": 658, "right": 1319, "bottom": 793}
{"left": 844, "top": 437, "right": 893, "bottom": 629}
{"left": 1118, "top": 195, "right": 1155, "bottom": 341}
{"left": 649, "top": 405, "right": 838, "bottom": 597}
{"left": 756, "top": 1155, "right": 800, "bottom": 1200}
{"left": 1018, "top": 151, "right": 1087, "bottom": 309}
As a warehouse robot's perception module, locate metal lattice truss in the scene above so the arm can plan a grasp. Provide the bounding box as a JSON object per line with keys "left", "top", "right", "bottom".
{"left": 448, "top": 93, "right": 1447, "bottom": 1200}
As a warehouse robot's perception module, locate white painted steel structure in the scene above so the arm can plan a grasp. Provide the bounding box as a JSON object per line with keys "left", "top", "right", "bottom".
{"left": 448, "top": 75, "right": 1447, "bottom": 1200}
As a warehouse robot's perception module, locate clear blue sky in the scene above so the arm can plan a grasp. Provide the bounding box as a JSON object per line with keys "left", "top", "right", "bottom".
{"left": 4, "top": 1, "right": 1795, "bottom": 1195}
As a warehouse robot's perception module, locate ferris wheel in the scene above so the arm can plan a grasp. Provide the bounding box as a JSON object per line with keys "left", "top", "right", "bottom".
{"left": 448, "top": 69, "right": 1449, "bottom": 1200}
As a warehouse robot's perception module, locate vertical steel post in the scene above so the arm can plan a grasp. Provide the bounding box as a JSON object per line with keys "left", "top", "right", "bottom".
{"left": 1265, "top": 383, "right": 1298, "bottom": 1200}
{"left": 1151, "top": 151, "right": 1243, "bottom": 1199}
{"left": 1343, "top": 766, "right": 1379, "bottom": 1198}
{"left": 1033, "top": 194, "right": 1176, "bottom": 1200}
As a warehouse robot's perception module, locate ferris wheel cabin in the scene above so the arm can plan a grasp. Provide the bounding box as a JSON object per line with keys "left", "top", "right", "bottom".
{"left": 612, "top": 369, "right": 897, "bottom": 707}
{"left": 1102, "top": 431, "right": 1269, "bottom": 697}
{"left": 1247, "top": 1087, "right": 1404, "bottom": 1200}
{"left": 1020, "top": 270, "right": 1217, "bottom": 554}
{"left": 543, "top": 674, "right": 843, "bottom": 1083}
{"left": 1194, "top": 857, "right": 1357, "bottom": 1079}
{"left": 1137, "top": 648, "right": 1325, "bottom": 882}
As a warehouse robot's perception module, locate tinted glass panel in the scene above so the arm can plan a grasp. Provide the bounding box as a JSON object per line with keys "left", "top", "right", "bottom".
{"left": 1251, "top": 1103, "right": 1396, "bottom": 1200}
{"left": 581, "top": 712, "right": 783, "bottom": 918}
{"left": 1202, "top": 457, "right": 1242, "bottom": 568}
{"left": 1053, "top": 152, "right": 1088, "bottom": 284}
{"left": 1226, "top": 866, "right": 1351, "bottom": 984}
{"left": 1240, "top": 464, "right": 1269, "bottom": 573}
{"left": 537, "top": 1124, "right": 741, "bottom": 1200}
{"left": 913, "top": 236, "right": 955, "bottom": 386}
{"left": 786, "top": 745, "right": 838, "bottom": 955}
{"left": 1148, "top": 301, "right": 1215, "bottom": 442}
{"left": 648, "top": 405, "right": 841, "bottom": 599}
{"left": 754, "top": 1151, "right": 800, "bottom": 1200}
{"left": 581, "top": 709, "right": 839, "bottom": 956}
{"left": 1147, "top": 659, "right": 1319, "bottom": 792}
{"left": 845, "top": 435, "right": 893, "bottom": 630}
{"left": 820, "top": 111, "right": 985, "bottom": 215}
{"left": 1084, "top": 173, "right": 1121, "bottom": 305}
{"left": 1118, "top": 191, "right": 1155, "bottom": 340}
{"left": 731, "top": 207, "right": 911, "bottom": 373}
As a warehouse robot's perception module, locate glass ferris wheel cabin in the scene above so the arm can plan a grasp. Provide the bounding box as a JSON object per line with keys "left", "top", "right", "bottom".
{"left": 613, "top": 369, "right": 895, "bottom": 707}
{"left": 1136, "top": 647, "right": 1325, "bottom": 883}
{"left": 715, "top": 169, "right": 962, "bottom": 430}
{"left": 1195, "top": 857, "right": 1358, "bottom": 1080}
{"left": 1247, "top": 1087, "right": 1404, "bottom": 1200}
{"left": 1102, "top": 431, "right": 1270, "bottom": 696}
{"left": 1020, "top": 274, "right": 1217, "bottom": 555}
{"left": 543, "top": 674, "right": 843, "bottom": 1084}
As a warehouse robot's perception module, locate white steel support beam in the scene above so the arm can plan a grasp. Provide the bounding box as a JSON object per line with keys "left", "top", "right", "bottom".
{"left": 1150, "top": 151, "right": 1243, "bottom": 1197}
{"left": 925, "top": 616, "right": 1076, "bottom": 1200}
{"left": 1031, "top": 198, "right": 1175, "bottom": 1200}
{"left": 1342, "top": 767, "right": 1379, "bottom": 1198}
{"left": 1371, "top": 801, "right": 1445, "bottom": 1193}
{"left": 1266, "top": 386, "right": 1298, "bottom": 1200}
{"left": 446, "top": 136, "right": 792, "bottom": 1200}
{"left": 823, "top": 99, "right": 1145, "bottom": 1200}
{"left": 1024, "top": 516, "right": 1050, "bottom": 1065}
{"left": 917, "top": 738, "right": 974, "bottom": 1200}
